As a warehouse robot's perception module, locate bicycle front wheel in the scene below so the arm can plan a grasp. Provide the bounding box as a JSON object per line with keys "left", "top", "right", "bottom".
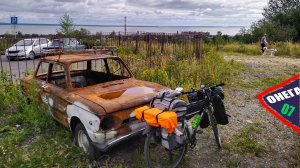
{"left": 144, "top": 127, "right": 187, "bottom": 168}
{"left": 207, "top": 105, "right": 222, "bottom": 149}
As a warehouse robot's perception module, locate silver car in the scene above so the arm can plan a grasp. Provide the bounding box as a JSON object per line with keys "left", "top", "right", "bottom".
{"left": 5, "top": 38, "right": 51, "bottom": 61}
{"left": 42, "top": 38, "right": 86, "bottom": 55}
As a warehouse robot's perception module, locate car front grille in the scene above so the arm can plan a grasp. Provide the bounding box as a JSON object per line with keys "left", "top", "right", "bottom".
{"left": 8, "top": 50, "right": 20, "bottom": 53}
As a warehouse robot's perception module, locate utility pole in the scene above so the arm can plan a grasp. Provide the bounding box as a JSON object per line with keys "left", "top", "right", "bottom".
{"left": 124, "top": 16, "right": 127, "bottom": 35}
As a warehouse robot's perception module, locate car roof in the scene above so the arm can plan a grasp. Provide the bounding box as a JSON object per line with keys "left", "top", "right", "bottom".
{"left": 40, "top": 53, "right": 119, "bottom": 65}
{"left": 22, "top": 38, "right": 47, "bottom": 40}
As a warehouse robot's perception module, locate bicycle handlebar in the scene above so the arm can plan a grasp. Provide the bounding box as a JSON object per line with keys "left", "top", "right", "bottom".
{"left": 211, "top": 83, "right": 225, "bottom": 89}
{"left": 181, "top": 83, "right": 225, "bottom": 94}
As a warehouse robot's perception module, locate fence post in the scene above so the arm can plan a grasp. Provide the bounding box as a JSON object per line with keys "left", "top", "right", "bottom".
{"left": 118, "top": 32, "right": 121, "bottom": 46}
{"left": 195, "top": 34, "right": 202, "bottom": 60}
{"left": 99, "top": 32, "right": 102, "bottom": 46}
{"left": 161, "top": 33, "right": 164, "bottom": 54}
{"left": 147, "top": 33, "right": 152, "bottom": 67}
{"left": 134, "top": 34, "right": 139, "bottom": 54}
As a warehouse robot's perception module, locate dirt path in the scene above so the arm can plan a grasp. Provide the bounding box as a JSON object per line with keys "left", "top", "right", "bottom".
{"left": 95, "top": 55, "right": 300, "bottom": 168}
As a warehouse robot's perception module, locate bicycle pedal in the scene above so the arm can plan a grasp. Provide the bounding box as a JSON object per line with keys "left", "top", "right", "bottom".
{"left": 196, "top": 129, "right": 203, "bottom": 134}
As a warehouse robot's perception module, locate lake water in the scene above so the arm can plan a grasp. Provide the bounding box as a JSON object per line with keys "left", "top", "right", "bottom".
{"left": 0, "top": 24, "right": 243, "bottom": 36}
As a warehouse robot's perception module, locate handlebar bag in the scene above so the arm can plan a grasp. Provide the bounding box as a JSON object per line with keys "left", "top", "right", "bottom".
{"left": 134, "top": 106, "right": 178, "bottom": 133}
{"left": 212, "top": 94, "right": 228, "bottom": 125}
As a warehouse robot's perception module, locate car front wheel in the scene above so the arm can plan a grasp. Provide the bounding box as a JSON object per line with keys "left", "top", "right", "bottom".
{"left": 74, "top": 122, "right": 99, "bottom": 160}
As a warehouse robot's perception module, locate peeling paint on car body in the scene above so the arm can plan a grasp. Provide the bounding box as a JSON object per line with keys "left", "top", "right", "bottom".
{"left": 20, "top": 52, "right": 167, "bottom": 152}
{"left": 67, "top": 101, "right": 101, "bottom": 133}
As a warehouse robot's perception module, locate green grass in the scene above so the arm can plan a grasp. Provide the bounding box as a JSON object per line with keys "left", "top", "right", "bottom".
{"left": 237, "top": 75, "right": 290, "bottom": 89}
{"left": 131, "top": 148, "right": 146, "bottom": 168}
{"left": 219, "top": 42, "right": 300, "bottom": 57}
{"left": 224, "top": 158, "right": 241, "bottom": 168}
{"left": 234, "top": 65, "right": 300, "bottom": 89}
{"left": 288, "top": 145, "right": 300, "bottom": 167}
{"left": 223, "top": 123, "right": 267, "bottom": 158}
{"left": 0, "top": 73, "right": 94, "bottom": 167}
{"left": 220, "top": 42, "right": 261, "bottom": 56}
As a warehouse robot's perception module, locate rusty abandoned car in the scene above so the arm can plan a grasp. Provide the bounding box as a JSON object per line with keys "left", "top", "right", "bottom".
{"left": 21, "top": 52, "right": 167, "bottom": 159}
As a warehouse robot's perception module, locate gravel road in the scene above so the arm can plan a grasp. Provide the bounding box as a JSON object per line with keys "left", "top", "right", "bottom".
{"left": 0, "top": 55, "right": 39, "bottom": 81}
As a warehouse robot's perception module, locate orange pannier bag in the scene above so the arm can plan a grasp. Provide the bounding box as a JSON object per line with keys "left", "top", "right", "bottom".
{"left": 135, "top": 106, "right": 178, "bottom": 133}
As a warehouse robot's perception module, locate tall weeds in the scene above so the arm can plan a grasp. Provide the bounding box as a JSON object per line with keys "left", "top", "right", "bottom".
{"left": 219, "top": 42, "right": 300, "bottom": 57}
{"left": 118, "top": 47, "right": 234, "bottom": 90}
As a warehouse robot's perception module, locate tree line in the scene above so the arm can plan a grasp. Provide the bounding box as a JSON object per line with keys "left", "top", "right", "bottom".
{"left": 235, "top": 0, "right": 300, "bottom": 43}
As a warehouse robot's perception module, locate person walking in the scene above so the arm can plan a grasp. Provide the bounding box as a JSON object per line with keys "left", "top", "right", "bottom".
{"left": 261, "top": 34, "right": 268, "bottom": 53}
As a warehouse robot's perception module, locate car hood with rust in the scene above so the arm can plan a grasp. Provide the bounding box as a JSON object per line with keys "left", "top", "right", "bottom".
{"left": 72, "top": 79, "right": 168, "bottom": 113}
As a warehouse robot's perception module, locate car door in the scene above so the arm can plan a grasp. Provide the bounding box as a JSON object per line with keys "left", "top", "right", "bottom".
{"left": 40, "top": 38, "right": 49, "bottom": 48}
{"left": 37, "top": 61, "right": 72, "bottom": 128}
{"left": 33, "top": 39, "right": 41, "bottom": 55}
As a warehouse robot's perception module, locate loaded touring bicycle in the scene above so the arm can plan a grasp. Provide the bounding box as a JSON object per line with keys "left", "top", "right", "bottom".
{"left": 135, "top": 83, "right": 229, "bottom": 168}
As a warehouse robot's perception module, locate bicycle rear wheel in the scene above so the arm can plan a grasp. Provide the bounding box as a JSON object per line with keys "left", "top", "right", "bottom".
{"left": 207, "top": 105, "right": 222, "bottom": 149}
{"left": 144, "top": 127, "right": 187, "bottom": 168}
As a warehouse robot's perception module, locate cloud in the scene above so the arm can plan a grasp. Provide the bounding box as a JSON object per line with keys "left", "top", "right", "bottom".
{"left": 0, "top": 0, "right": 268, "bottom": 26}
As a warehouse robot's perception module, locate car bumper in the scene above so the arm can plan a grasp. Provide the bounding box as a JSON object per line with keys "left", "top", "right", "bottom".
{"left": 42, "top": 49, "right": 59, "bottom": 55}
{"left": 6, "top": 52, "right": 27, "bottom": 59}
{"left": 91, "top": 120, "right": 146, "bottom": 152}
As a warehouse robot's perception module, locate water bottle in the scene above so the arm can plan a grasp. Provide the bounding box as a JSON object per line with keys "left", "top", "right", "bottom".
{"left": 192, "top": 114, "right": 201, "bottom": 129}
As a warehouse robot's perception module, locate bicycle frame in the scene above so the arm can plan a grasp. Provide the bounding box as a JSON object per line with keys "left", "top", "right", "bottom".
{"left": 184, "top": 87, "right": 216, "bottom": 148}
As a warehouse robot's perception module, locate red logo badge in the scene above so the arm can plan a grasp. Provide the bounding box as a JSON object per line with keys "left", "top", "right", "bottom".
{"left": 257, "top": 74, "right": 300, "bottom": 134}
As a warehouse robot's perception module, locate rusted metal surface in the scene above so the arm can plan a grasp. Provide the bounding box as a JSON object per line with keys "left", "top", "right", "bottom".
{"left": 20, "top": 52, "right": 167, "bottom": 151}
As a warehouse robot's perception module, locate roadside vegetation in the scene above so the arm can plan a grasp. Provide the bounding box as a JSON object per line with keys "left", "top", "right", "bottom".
{"left": 211, "top": 42, "right": 300, "bottom": 57}
{"left": 0, "top": 74, "right": 87, "bottom": 167}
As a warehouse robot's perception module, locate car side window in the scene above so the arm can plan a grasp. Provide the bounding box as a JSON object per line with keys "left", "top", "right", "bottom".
{"left": 91, "top": 59, "right": 107, "bottom": 73}
{"left": 107, "top": 59, "right": 130, "bottom": 77}
{"left": 34, "top": 39, "right": 40, "bottom": 46}
{"left": 49, "top": 63, "right": 67, "bottom": 89}
{"left": 40, "top": 39, "right": 47, "bottom": 44}
{"left": 36, "top": 62, "right": 49, "bottom": 81}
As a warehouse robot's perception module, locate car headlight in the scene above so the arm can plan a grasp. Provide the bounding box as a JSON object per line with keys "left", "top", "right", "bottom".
{"left": 100, "top": 115, "right": 122, "bottom": 131}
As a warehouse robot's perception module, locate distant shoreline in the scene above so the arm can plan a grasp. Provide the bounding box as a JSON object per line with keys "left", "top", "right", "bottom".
{"left": 0, "top": 24, "right": 243, "bottom": 35}
{"left": 0, "top": 23, "right": 244, "bottom": 28}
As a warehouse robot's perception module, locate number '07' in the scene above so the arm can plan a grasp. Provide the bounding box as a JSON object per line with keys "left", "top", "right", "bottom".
{"left": 281, "top": 103, "right": 295, "bottom": 117}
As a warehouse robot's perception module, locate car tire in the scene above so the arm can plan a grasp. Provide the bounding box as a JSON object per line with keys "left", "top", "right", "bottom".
{"left": 28, "top": 51, "right": 35, "bottom": 60}
{"left": 74, "top": 122, "right": 99, "bottom": 160}
{"left": 7, "top": 57, "right": 13, "bottom": 61}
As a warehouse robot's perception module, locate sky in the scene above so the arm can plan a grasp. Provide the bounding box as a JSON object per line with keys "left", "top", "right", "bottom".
{"left": 0, "top": 0, "right": 269, "bottom": 26}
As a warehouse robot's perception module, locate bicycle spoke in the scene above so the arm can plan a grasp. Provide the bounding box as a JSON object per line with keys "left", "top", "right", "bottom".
{"left": 145, "top": 127, "right": 186, "bottom": 168}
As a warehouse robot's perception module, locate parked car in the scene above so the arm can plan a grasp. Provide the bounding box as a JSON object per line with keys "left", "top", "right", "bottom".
{"left": 5, "top": 38, "right": 51, "bottom": 61}
{"left": 42, "top": 38, "right": 86, "bottom": 55}
{"left": 20, "top": 52, "right": 167, "bottom": 159}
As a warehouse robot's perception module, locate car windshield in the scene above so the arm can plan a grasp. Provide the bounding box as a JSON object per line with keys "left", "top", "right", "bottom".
{"left": 63, "top": 38, "right": 78, "bottom": 46}
{"left": 51, "top": 40, "right": 61, "bottom": 47}
{"left": 15, "top": 40, "right": 34, "bottom": 46}
{"left": 69, "top": 58, "right": 132, "bottom": 88}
